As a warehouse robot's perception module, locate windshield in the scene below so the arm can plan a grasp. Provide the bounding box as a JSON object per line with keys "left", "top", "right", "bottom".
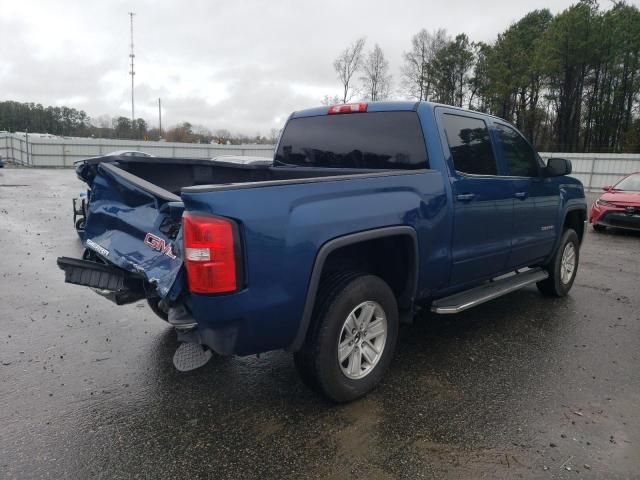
{"left": 614, "top": 174, "right": 640, "bottom": 192}
{"left": 275, "top": 111, "right": 428, "bottom": 169}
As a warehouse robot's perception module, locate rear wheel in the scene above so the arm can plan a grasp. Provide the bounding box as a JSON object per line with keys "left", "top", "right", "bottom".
{"left": 537, "top": 229, "right": 580, "bottom": 297}
{"left": 294, "top": 273, "right": 399, "bottom": 402}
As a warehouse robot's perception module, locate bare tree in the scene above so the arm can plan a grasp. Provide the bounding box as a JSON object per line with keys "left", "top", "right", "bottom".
{"left": 269, "top": 127, "right": 281, "bottom": 144}
{"left": 193, "top": 124, "right": 212, "bottom": 137}
{"left": 401, "top": 29, "right": 449, "bottom": 101}
{"left": 333, "top": 37, "right": 366, "bottom": 103}
{"left": 321, "top": 94, "right": 342, "bottom": 106}
{"left": 360, "top": 44, "right": 392, "bottom": 101}
{"left": 95, "top": 114, "right": 112, "bottom": 129}
{"left": 214, "top": 129, "right": 231, "bottom": 144}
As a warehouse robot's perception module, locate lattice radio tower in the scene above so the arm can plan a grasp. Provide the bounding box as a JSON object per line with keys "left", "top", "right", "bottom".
{"left": 128, "top": 12, "right": 136, "bottom": 123}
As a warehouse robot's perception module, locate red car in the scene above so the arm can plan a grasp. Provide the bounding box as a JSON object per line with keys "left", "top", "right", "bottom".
{"left": 590, "top": 172, "right": 640, "bottom": 232}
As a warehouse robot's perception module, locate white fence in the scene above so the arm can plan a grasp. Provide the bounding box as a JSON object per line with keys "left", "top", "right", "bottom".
{"left": 538, "top": 152, "right": 640, "bottom": 191}
{"left": 0, "top": 133, "right": 275, "bottom": 168}
{"left": 1, "top": 133, "right": 638, "bottom": 192}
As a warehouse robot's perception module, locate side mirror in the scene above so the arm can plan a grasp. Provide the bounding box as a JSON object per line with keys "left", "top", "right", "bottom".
{"left": 545, "top": 158, "right": 572, "bottom": 177}
{"left": 602, "top": 185, "right": 613, "bottom": 192}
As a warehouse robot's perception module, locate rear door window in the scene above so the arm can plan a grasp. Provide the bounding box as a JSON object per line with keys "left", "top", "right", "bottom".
{"left": 442, "top": 114, "right": 497, "bottom": 176}
{"left": 275, "top": 112, "right": 428, "bottom": 169}
{"left": 496, "top": 124, "right": 540, "bottom": 177}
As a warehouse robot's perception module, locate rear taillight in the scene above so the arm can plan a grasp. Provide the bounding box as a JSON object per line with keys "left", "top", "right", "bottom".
{"left": 182, "top": 213, "right": 240, "bottom": 294}
{"left": 327, "top": 103, "right": 367, "bottom": 114}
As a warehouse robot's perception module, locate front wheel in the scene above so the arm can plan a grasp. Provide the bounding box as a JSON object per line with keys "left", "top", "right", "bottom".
{"left": 294, "top": 273, "right": 399, "bottom": 402}
{"left": 537, "top": 229, "right": 580, "bottom": 297}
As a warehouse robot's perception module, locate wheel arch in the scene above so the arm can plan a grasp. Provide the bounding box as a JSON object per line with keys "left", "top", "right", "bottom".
{"left": 288, "top": 226, "right": 419, "bottom": 352}
{"left": 545, "top": 205, "right": 587, "bottom": 265}
{"left": 563, "top": 205, "right": 587, "bottom": 244}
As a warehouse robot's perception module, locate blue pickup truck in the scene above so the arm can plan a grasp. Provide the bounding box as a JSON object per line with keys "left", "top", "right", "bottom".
{"left": 58, "top": 101, "right": 587, "bottom": 401}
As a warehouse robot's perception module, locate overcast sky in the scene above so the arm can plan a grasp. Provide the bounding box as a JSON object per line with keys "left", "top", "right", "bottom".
{"left": 1, "top": 0, "right": 582, "bottom": 135}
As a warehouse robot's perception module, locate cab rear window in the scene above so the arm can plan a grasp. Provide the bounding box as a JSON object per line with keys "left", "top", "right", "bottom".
{"left": 275, "top": 112, "right": 428, "bottom": 169}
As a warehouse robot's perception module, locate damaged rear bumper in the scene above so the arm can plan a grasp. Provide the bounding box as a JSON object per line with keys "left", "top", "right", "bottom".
{"left": 57, "top": 256, "right": 147, "bottom": 305}
{"left": 57, "top": 256, "right": 275, "bottom": 357}
{"left": 57, "top": 256, "right": 234, "bottom": 354}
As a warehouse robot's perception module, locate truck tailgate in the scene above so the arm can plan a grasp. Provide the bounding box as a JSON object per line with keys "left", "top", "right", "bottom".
{"left": 80, "top": 162, "right": 185, "bottom": 299}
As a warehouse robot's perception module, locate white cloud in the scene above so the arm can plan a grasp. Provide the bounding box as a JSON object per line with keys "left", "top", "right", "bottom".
{"left": 0, "top": 0, "right": 579, "bottom": 135}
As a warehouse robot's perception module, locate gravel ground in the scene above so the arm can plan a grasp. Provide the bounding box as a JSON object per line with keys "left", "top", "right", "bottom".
{"left": 1, "top": 168, "right": 638, "bottom": 479}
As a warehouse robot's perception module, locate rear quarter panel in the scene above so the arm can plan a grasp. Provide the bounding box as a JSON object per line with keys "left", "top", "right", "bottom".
{"left": 181, "top": 171, "right": 448, "bottom": 355}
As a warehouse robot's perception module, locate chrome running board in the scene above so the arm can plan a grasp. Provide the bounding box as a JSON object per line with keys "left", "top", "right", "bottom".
{"left": 431, "top": 268, "right": 549, "bottom": 314}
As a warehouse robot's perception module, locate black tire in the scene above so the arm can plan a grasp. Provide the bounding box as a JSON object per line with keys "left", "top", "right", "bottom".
{"left": 293, "top": 271, "right": 362, "bottom": 392}
{"left": 592, "top": 224, "right": 606, "bottom": 233}
{"left": 294, "top": 273, "right": 399, "bottom": 402}
{"left": 147, "top": 296, "right": 169, "bottom": 322}
{"left": 537, "top": 229, "right": 580, "bottom": 297}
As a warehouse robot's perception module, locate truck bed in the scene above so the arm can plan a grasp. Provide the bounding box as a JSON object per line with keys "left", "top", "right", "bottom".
{"left": 77, "top": 155, "right": 390, "bottom": 195}
{"left": 76, "top": 155, "right": 438, "bottom": 308}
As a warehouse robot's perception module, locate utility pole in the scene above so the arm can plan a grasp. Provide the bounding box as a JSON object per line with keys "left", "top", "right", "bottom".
{"left": 158, "top": 98, "right": 162, "bottom": 137}
{"left": 128, "top": 12, "right": 136, "bottom": 123}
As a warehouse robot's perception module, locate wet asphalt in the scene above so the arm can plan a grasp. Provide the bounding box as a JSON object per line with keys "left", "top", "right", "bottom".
{"left": 1, "top": 168, "right": 639, "bottom": 479}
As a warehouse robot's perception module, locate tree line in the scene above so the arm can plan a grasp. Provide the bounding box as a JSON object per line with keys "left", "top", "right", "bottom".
{"left": 331, "top": 0, "right": 640, "bottom": 152}
{"left": 0, "top": 101, "right": 277, "bottom": 145}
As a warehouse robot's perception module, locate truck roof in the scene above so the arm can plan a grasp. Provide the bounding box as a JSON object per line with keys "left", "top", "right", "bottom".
{"left": 291, "top": 101, "right": 507, "bottom": 123}
{"left": 292, "top": 101, "right": 419, "bottom": 119}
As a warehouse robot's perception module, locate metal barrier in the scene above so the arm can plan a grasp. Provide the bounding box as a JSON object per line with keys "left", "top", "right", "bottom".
{"left": 538, "top": 152, "right": 640, "bottom": 192}
{"left": 1, "top": 133, "right": 638, "bottom": 191}
{"left": 0, "top": 133, "right": 275, "bottom": 168}
{"left": 0, "top": 134, "right": 31, "bottom": 166}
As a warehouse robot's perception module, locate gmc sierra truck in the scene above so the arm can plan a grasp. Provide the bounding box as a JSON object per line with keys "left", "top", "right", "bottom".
{"left": 58, "top": 101, "right": 587, "bottom": 402}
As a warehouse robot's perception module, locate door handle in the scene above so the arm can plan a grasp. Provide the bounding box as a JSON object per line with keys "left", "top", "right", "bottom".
{"left": 456, "top": 193, "right": 476, "bottom": 202}
{"left": 514, "top": 192, "right": 528, "bottom": 200}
